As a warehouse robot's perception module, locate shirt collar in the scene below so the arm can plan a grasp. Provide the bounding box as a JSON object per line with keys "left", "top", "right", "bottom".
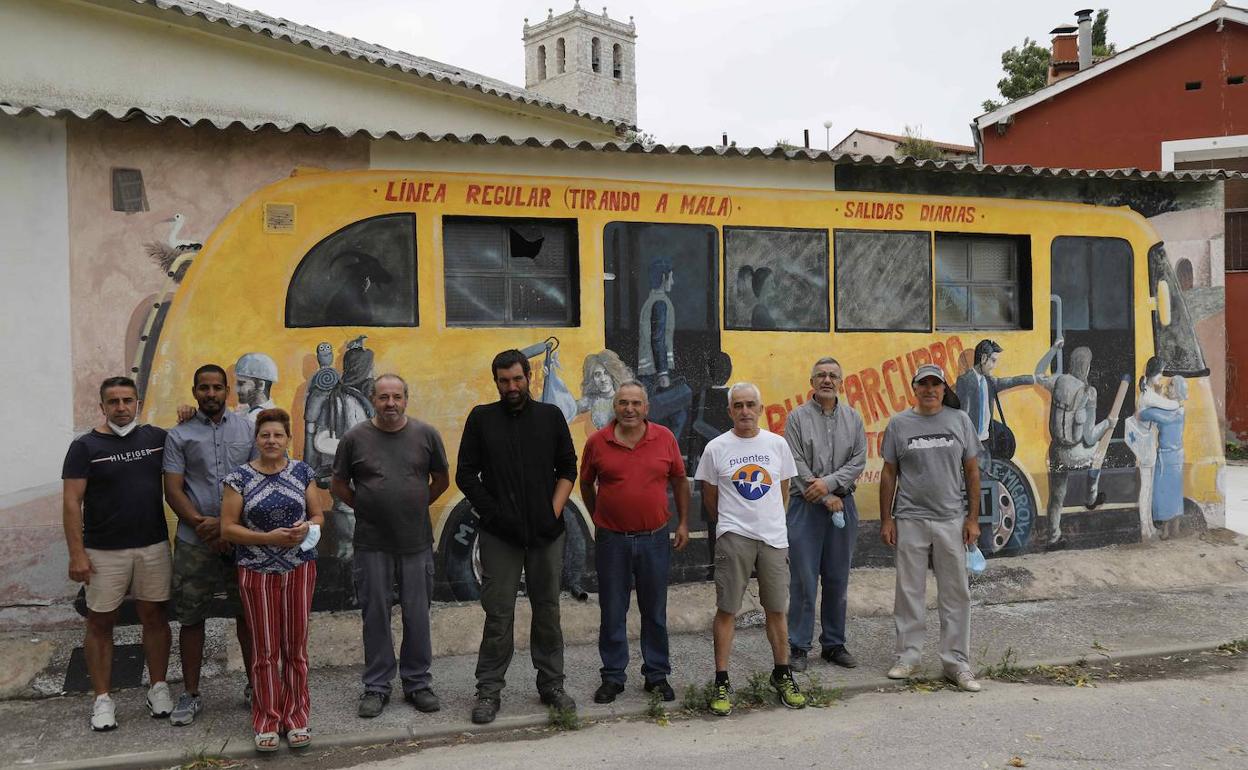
{"left": 196, "top": 409, "right": 234, "bottom": 425}
{"left": 804, "top": 396, "right": 839, "bottom": 416}
{"left": 605, "top": 419, "right": 653, "bottom": 447}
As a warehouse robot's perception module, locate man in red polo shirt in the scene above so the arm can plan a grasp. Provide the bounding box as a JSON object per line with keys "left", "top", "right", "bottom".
{"left": 580, "top": 380, "right": 690, "bottom": 704}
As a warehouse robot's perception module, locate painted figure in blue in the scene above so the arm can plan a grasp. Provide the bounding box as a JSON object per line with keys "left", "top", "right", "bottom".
{"left": 637, "top": 256, "right": 690, "bottom": 442}
{"left": 1139, "top": 375, "right": 1187, "bottom": 540}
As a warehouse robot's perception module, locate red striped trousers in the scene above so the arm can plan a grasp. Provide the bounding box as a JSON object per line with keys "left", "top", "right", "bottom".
{"left": 237, "top": 560, "right": 316, "bottom": 734}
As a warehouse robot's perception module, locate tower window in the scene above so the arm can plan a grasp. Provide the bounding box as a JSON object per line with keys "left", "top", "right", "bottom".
{"left": 537, "top": 45, "right": 547, "bottom": 80}
{"left": 612, "top": 43, "right": 622, "bottom": 78}
{"left": 591, "top": 37, "right": 601, "bottom": 73}
{"left": 557, "top": 38, "right": 565, "bottom": 74}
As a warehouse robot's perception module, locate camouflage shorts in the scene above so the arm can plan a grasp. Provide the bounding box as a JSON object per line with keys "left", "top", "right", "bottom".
{"left": 172, "top": 539, "right": 242, "bottom": 625}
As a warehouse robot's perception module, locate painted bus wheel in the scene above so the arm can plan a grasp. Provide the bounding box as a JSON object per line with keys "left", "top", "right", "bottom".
{"left": 991, "top": 459, "right": 1037, "bottom": 555}
{"left": 438, "top": 499, "right": 593, "bottom": 602}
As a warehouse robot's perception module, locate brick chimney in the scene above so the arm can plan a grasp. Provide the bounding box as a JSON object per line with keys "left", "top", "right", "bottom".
{"left": 1048, "top": 24, "right": 1079, "bottom": 84}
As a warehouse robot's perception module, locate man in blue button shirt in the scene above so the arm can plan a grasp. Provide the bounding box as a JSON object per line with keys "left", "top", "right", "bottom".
{"left": 163, "top": 364, "right": 257, "bottom": 726}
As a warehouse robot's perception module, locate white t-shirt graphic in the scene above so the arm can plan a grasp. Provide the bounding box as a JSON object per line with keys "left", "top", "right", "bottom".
{"left": 695, "top": 429, "right": 797, "bottom": 548}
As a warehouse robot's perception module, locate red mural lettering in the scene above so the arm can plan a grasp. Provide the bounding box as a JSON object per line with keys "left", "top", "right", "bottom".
{"left": 929, "top": 341, "right": 948, "bottom": 381}
{"left": 859, "top": 367, "right": 887, "bottom": 424}
{"left": 843, "top": 374, "right": 866, "bottom": 418}
{"left": 945, "top": 336, "right": 965, "bottom": 380}
{"left": 765, "top": 404, "right": 787, "bottom": 433}
{"left": 465, "top": 184, "right": 481, "bottom": 204}
{"left": 881, "top": 358, "right": 907, "bottom": 413}
{"left": 655, "top": 193, "right": 669, "bottom": 212}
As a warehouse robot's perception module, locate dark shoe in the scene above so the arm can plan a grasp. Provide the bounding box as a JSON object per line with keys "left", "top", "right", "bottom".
{"left": 822, "top": 645, "right": 859, "bottom": 668}
{"left": 789, "top": 647, "right": 809, "bottom": 672}
{"left": 539, "top": 687, "right": 577, "bottom": 712}
{"left": 643, "top": 678, "right": 676, "bottom": 702}
{"left": 405, "top": 688, "right": 441, "bottom": 713}
{"left": 357, "top": 691, "right": 388, "bottom": 719}
{"left": 471, "top": 696, "right": 499, "bottom": 724}
{"left": 593, "top": 680, "right": 625, "bottom": 704}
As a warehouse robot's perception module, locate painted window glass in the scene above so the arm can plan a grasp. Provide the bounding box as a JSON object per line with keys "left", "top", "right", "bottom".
{"left": 1051, "top": 236, "right": 1131, "bottom": 332}
{"left": 935, "top": 234, "right": 1029, "bottom": 330}
{"left": 1147, "top": 241, "right": 1208, "bottom": 376}
{"left": 834, "top": 229, "right": 930, "bottom": 332}
{"left": 724, "top": 227, "right": 829, "bottom": 332}
{"left": 443, "top": 217, "right": 579, "bottom": 327}
{"left": 285, "top": 213, "right": 417, "bottom": 328}
{"left": 111, "top": 168, "right": 148, "bottom": 213}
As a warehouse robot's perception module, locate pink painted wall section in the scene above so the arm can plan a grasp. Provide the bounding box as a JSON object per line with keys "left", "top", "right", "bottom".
{"left": 64, "top": 120, "right": 369, "bottom": 429}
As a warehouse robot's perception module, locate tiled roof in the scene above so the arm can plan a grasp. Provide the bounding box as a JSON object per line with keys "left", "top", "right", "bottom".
{"left": 4, "top": 100, "right": 1237, "bottom": 182}
{"left": 120, "top": 0, "right": 630, "bottom": 129}
{"left": 851, "top": 129, "right": 977, "bottom": 154}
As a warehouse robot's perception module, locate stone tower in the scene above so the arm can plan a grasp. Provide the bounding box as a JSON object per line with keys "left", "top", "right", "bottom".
{"left": 523, "top": 3, "right": 637, "bottom": 126}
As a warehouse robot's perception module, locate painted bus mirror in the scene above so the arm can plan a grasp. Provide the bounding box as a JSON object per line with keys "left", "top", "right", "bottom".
{"left": 1154, "top": 280, "right": 1172, "bottom": 327}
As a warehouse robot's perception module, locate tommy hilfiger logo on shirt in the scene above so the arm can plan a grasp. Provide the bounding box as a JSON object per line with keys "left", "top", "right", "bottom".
{"left": 90, "top": 448, "right": 163, "bottom": 464}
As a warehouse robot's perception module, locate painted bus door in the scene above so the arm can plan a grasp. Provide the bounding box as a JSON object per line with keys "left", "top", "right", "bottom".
{"left": 1049, "top": 236, "right": 1139, "bottom": 520}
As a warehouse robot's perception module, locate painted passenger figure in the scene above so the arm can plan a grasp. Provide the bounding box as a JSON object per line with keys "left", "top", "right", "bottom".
{"left": 1034, "top": 341, "right": 1118, "bottom": 547}
{"left": 637, "top": 256, "right": 691, "bottom": 441}
{"left": 955, "top": 339, "right": 1037, "bottom": 470}
{"left": 234, "top": 352, "right": 278, "bottom": 424}
{"left": 1124, "top": 357, "right": 1179, "bottom": 541}
{"left": 1139, "top": 375, "right": 1188, "bottom": 540}
{"left": 577, "top": 350, "right": 633, "bottom": 431}
{"left": 749, "top": 267, "right": 777, "bottom": 331}
{"left": 732, "top": 265, "right": 756, "bottom": 328}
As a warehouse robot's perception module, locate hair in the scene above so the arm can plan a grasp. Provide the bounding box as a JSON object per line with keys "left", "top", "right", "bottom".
{"left": 99, "top": 376, "right": 138, "bottom": 402}
{"left": 736, "top": 264, "right": 754, "bottom": 284}
{"left": 239, "top": 375, "right": 273, "bottom": 399}
{"left": 810, "top": 357, "right": 841, "bottom": 377}
{"left": 492, "top": 349, "right": 531, "bottom": 379}
{"left": 253, "top": 408, "right": 292, "bottom": 438}
{"left": 1139, "top": 356, "right": 1166, "bottom": 393}
{"left": 751, "top": 266, "right": 773, "bottom": 298}
{"left": 614, "top": 379, "right": 649, "bottom": 402}
{"left": 1070, "top": 346, "right": 1093, "bottom": 378}
{"left": 193, "top": 363, "right": 228, "bottom": 387}
{"left": 581, "top": 350, "right": 633, "bottom": 395}
{"left": 974, "top": 339, "right": 1003, "bottom": 367}
{"left": 373, "top": 373, "right": 409, "bottom": 398}
{"left": 728, "top": 381, "right": 761, "bottom": 402}
{"left": 648, "top": 255, "right": 673, "bottom": 289}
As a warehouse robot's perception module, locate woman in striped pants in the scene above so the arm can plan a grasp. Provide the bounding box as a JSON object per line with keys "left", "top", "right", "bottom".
{"left": 221, "top": 408, "right": 323, "bottom": 752}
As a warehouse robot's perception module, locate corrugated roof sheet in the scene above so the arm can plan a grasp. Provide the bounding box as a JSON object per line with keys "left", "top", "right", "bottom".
{"left": 3, "top": 100, "right": 1240, "bottom": 182}
{"left": 121, "top": 0, "right": 630, "bottom": 129}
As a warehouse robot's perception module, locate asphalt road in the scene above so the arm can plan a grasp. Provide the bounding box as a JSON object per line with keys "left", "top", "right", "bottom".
{"left": 325, "top": 654, "right": 1248, "bottom": 770}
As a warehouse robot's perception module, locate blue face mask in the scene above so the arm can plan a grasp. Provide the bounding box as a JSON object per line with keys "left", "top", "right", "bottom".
{"left": 966, "top": 544, "right": 987, "bottom": 576}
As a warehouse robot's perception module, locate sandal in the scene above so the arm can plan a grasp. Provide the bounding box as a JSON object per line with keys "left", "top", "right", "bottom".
{"left": 287, "top": 728, "right": 312, "bottom": 749}
{"left": 255, "top": 732, "right": 280, "bottom": 752}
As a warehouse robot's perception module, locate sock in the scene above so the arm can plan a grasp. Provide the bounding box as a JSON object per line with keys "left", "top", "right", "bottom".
{"left": 773, "top": 664, "right": 790, "bottom": 679}
{"left": 95, "top": 693, "right": 111, "bottom": 702}
{"left": 715, "top": 670, "right": 729, "bottom": 686}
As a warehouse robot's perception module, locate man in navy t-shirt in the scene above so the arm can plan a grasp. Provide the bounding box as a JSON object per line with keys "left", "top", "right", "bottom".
{"left": 62, "top": 376, "right": 173, "bottom": 732}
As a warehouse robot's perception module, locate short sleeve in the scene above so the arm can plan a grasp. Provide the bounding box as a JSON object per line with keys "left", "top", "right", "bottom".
{"left": 62, "top": 438, "right": 89, "bottom": 480}
{"left": 162, "top": 430, "right": 187, "bottom": 474}
{"left": 578, "top": 434, "right": 598, "bottom": 481}
{"left": 331, "top": 432, "right": 354, "bottom": 481}
{"left": 293, "top": 460, "right": 315, "bottom": 488}
{"left": 775, "top": 439, "right": 798, "bottom": 481}
{"left": 694, "top": 442, "right": 718, "bottom": 484}
{"left": 881, "top": 421, "right": 900, "bottom": 465}
{"left": 222, "top": 467, "right": 246, "bottom": 495}
{"left": 667, "top": 431, "right": 686, "bottom": 478}
{"left": 960, "top": 413, "right": 981, "bottom": 461}
{"left": 426, "top": 427, "right": 449, "bottom": 473}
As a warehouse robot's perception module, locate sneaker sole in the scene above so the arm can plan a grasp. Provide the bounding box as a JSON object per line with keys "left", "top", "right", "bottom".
{"left": 710, "top": 706, "right": 732, "bottom": 717}
{"left": 169, "top": 714, "right": 198, "bottom": 727}
{"left": 91, "top": 722, "right": 118, "bottom": 732}
{"left": 147, "top": 701, "right": 172, "bottom": 719}
{"left": 777, "top": 695, "right": 807, "bottom": 709}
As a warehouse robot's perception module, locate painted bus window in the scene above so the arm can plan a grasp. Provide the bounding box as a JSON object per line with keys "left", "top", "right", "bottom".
{"left": 1052, "top": 236, "right": 1132, "bottom": 332}
{"left": 724, "top": 226, "right": 828, "bottom": 332}
{"left": 1148, "top": 242, "right": 1209, "bottom": 376}
{"left": 834, "top": 229, "right": 931, "bottom": 332}
{"left": 443, "top": 217, "right": 579, "bottom": 327}
{"left": 285, "top": 213, "right": 417, "bottom": 328}
{"left": 935, "top": 234, "right": 1030, "bottom": 330}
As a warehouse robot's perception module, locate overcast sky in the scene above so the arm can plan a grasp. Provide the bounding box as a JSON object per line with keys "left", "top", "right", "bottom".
{"left": 239, "top": 0, "right": 1212, "bottom": 149}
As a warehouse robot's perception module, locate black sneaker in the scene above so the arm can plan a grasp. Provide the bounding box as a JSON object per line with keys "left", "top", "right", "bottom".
{"left": 539, "top": 687, "right": 577, "bottom": 712}
{"left": 357, "top": 691, "right": 389, "bottom": 718}
{"left": 471, "top": 695, "right": 500, "bottom": 724}
{"left": 789, "top": 647, "right": 809, "bottom": 672}
{"left": 643, "top": 678, "right": 676, "bottom": 702}
{"left": 821, "top": 645, "right": 858, "bottom": 668}
{"left": 593, "top": 680, "right": 625, "bottom": 704}
{"left": 405, "top": 687, "right": 441, "bottom": 713}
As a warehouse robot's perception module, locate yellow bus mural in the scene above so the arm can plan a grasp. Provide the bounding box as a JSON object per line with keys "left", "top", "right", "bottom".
{"left": 138, "top": 168, "right": 1225, "bottom": 605}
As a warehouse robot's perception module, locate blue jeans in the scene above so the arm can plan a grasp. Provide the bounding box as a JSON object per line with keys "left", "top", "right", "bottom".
{"left": 595, "top": 525, "right": 671, "bottom": 685}
{"left": 786, "top": 495, "right": 858, "bottom": 652}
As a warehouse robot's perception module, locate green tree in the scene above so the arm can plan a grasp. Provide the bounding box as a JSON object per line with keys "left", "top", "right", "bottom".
{"left": 981, "top": 37, "right": 1050, "bottom": 112}
{"left": 1092, "top": 9, "right": 1117, "bottom": 58}
{"left": 895, "top": 125, "right": 943, "bottom": 160}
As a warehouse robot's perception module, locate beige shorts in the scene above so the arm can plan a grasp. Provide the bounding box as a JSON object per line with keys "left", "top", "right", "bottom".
{"left": 84, "top": 542, "right": 172, "bottom": 613}
{"left": 714, "top": 531, "right": 790, "bottom": 614}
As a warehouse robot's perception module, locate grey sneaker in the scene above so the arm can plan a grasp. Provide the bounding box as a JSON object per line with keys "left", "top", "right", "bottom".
{"left": 91, "top": 695, "right": 118, "bottom": 732}
{"left": 146, "top": 681, "right": 173, "bottom": 718}
{"left": 169, "top": 692, "right": 203, "bottom": 726}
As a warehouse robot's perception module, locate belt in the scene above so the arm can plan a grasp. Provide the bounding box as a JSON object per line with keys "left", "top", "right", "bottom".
{"left": 604, "top": 524, "right": 668, "bottom": 537}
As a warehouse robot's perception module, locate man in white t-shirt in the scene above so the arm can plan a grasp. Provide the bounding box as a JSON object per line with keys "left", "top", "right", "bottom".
{"left": 695, "top": 382, "right": 805, "bottom": 716}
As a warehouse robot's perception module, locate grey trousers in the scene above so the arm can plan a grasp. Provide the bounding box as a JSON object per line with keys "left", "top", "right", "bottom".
{"left": 893, "top": 518, "right": 971, "bottom": 676}
{"left": 475, "top": 530, "right": 566, "bottom": 699}
{"left": 353, "top": 547, "right": 434, "bottom": 695}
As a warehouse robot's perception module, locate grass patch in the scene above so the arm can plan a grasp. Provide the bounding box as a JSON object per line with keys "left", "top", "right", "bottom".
{"left": 547, "top": 705, "right": 582, "bottom": 731}
{"left": 1217, "top": 638, "right": 1248, "bottom": 655}
{"left": 177, "top": 745, "right": 241, "bottom": 770}
{"left": 682, "top": 681, "right": 714, "bottom": 714}
{"left": 735, "top": 670, "right": 773, "bottom": 707}
{"left": 980, "top": 647, "right": 1028, "bottom": 681}
{"left": 1226, "top": 442, "right": 1248, "bottom": 462}
{"left": 645, "top": 690, "right": 669, "bottom": 725}
{"left": 800, "top": 674, "right": 842, "bottom": 708}
{"left": 1028, "top": 662, "right": 1096, "bottom": 687}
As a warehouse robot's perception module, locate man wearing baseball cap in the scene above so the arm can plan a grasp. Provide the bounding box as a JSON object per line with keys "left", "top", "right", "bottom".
{"left": 878, "top": 363, "right": 983, "bottom": 692}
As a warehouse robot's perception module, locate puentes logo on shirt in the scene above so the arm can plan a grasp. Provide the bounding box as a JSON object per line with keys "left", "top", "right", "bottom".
{"left": 906, "top": 434, "right": 956, "bottom": 450}
{"left": 731, "top": 463, "right": 773, "bottom": 500}
{"left": 90, "top": 447, "right": 164, "bottom": 464}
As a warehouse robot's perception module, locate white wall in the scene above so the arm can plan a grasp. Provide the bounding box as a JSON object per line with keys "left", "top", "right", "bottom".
{"left": 0, "top": 114, "right": 72, "bottom": 500}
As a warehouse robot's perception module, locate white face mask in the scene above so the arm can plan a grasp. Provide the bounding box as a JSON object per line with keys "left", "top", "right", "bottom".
{"left": 108, "top": 420, "right": 137, "bottom": 437}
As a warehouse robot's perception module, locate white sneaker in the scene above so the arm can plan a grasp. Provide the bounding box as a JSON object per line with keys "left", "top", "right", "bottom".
{"left": 949, "top": 670, "right": 982, "bottom": 692}
{"left": 887, "top": 662, "right": 919, "bottom": 680}
{"left": 91, "top": 694, "right": 117, "bottom": 732}
{"left": 147, "top": 681, "right": 173, "bottom": 718}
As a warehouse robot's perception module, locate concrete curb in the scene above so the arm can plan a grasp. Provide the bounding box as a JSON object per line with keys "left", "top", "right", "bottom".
{"left": 28, "top": 638, "right": 1239, "bottom": 770}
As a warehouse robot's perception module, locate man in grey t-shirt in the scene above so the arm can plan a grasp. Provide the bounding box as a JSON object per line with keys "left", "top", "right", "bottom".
{"left": 332, "top": 374, "right": 449, "bottom": 718}
{"left": 879, "top": 364, "right": 983, "bottom": 692}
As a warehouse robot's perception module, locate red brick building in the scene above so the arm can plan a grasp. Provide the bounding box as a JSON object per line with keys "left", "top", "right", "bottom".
{"left": 973, "top": 4, "right": 1248, "bottom": 436}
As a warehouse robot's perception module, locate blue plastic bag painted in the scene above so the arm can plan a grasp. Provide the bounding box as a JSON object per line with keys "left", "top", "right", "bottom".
{"left": 966, "top": 544, "right": 987, "bottom": 576}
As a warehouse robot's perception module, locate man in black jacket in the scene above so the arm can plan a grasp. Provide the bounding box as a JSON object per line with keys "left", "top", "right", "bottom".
{"left": 457, "top": 349, "right": 578, "bottom": 724}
